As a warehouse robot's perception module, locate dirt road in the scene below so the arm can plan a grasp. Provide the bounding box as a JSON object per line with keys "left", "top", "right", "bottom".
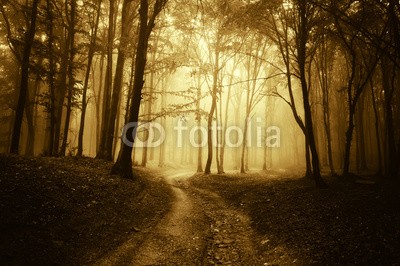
{"left": 96, "top": 170, "right": 260, "bottom": 265}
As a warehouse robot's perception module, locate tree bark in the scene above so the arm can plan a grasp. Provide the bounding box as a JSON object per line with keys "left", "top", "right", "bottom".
{"left": 77, "top": 0, "right": 102, "bottom": 156}
{"left": 103, "top": 0, "right": 131, "bottom": 161}
{"left": 112, "top": 0, "right": 167, "bottom": 179}
{"left": 45, "top": 0, "right": 57, "bottom": 156}
{"left": 219, "top": 81, "right": 231, "bottom": 174}
{"left": 97, "top": 0, "right": 115, "bottom": 159}
{"left": 25, "top": 74, "right": 41, "bottom": 156}
{"left": 369, "top": 80, "right": 383, "bottom": 174}
{"left": 60, "top": 0, "right": 77, "bottom": 156}
{"left": 159, "top": 77, "right": 167, "bottom": 168}
{"left": 381, "top": 57, "right": 397, "bottom": 178}
{"left": 297, "top": 0, "right": 326, "bottom": 187}
{"left": 315, "top": 35, "right": 335, "bottom": 175}
{"left": 196, "top": 74, "right": 203, "bottom": 172}
{"left": 355, "top": 93, "right": 368, "bottom": 172}
{"left": 10, "top": 0, "right": 40, "bottom": 154}
{"left": 272, "top": 14, "right": 311, "bottom": 176}
{"left": 204, "top": 34, "right": 220, "bottom": 175}
{"left": 240, "top": 117, "right": 249, "bottom": 174}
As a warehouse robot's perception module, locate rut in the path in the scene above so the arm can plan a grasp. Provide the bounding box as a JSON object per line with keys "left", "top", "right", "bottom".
{"left": 130, "top": 171, "right": 210, "bottom": 265}
{"left": 95, "top": 171, "right": 210, "bottom": 265}
{"left": 190, "top": 186, "right": 261, "bottom": 265}
{"left": 95, "top": 170, "right": 260, "bottom": 265}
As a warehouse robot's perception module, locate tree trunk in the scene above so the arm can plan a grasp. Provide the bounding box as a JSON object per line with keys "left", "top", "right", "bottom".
{"left": 216, "top": 85, "right": 223, "bottom": 174}
{"left": 111, "top": 0, "right": 166, "bottom": 179}
{"left": 297, "top": 0, "right": 326, "bottom": 187}
{"left": 159, "top": 77, "right": 167, "bottom": 168}
{"left": 343, "top": 103, "right": 355, "bottom": 175}
{"left": 273, "top": 14, "right": 310, "bottom": 176}
{"left": 77, "top": 0, "right": 102, "bottom": 156}
{"left": 60, "top": 79, "right": 73, "bottom": 155}
{"left": 263, "top": 95, "right": 268, "bottom": 171}
{"left": 142, "top": 31, "right": 160, "bottom": 166}
{"left": 25, "top": 74, "right": 41, "bottom": 156}
{"left": 240, "top": 117, "right": 249, "bottom": 173}
{"left": 97, "top": 0, "right": 115, "bottom": 159}
{"left": 141, "top": 80, "right": 151, "bottom": 167}
{"left": 382, "top": 57, "right": 397, "bottom": 178}
{"left": 322, "top": 96, "right": 335, "bottom": 175}
{"left": 219, "top": 64, "right": 237, "bottom": 173}
{"left": 10, "top": 0, "right": 40, "bottom": 154}
{"left": 241, "top": 70, "right": 250, "bottom": 174}
{"left": 342, "top": 48, "right": 377, "bottom": 175}
{"left": 196, "top": 74, "right": 203, "bottom": 172}
{"left": 204, "top": 35, "right": 220, "bottom": 175}
{"left": 305, "top": 136, "right": 312, "bottom": 176}
{"left": 60, "top": 0, "right": 76, "bottom": 156}
{"left": 46, "top": 0, "right": 56, "bottom": 156}
{"left": 342, "top": 51, "right": 357, "bottom": 176}
{"left": 204, "top": 83, "right": 217, "bottom": 174}
{"left": 95, "top": 47, "right": 106, "bottom": 154}
{"left": 355, "top": 93, "right": 368, "bottom": 172}
{"left": 369, "top": 80, "right": 383, "bottom": 174}
{"left": 316, "top": 37, "right": 335, "bottom": 175}
{"left": 115, "top": 58, "right": 135, "bottom": 163}
{"left": 103, "top": 0, "right": 131, "bottom": 161}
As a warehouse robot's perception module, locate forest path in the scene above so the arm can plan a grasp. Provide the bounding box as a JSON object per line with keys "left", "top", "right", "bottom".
{"left": 129, "top": 169, "right": 210, "bottom": 265}
{"left": 96, "top": 169, "right": 259, "bottom": 265}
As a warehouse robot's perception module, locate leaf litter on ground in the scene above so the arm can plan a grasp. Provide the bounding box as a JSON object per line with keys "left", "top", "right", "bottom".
{"left": 189, "top": 170, "right": 400, "bottom": 265}
{"left": 0, "top": 154, "right": 173, "bottom": 265}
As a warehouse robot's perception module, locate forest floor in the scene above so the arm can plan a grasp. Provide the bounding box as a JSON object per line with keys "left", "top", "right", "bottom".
{"left": 0, "top": 154, "right": 173, "bottom": 265}
{"left": 1, "top": 154, "right": 400, "bottom": 265}
{"left": 189, "top": 170, "right": 400, "bottom": 265}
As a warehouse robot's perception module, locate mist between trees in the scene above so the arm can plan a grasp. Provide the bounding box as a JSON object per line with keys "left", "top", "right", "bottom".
{"left": 121, "top": 120, "right": 281, "bottom": 148}
{"left": 0, "top": 0, "right": 399, "bottom": 185}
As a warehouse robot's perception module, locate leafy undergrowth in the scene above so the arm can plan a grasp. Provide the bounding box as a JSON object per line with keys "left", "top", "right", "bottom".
{"left": 0, "top": 154, "right": 172, "bottom": 265}
{"left": 190, "top": 171, "right": 400, "bottom": 265}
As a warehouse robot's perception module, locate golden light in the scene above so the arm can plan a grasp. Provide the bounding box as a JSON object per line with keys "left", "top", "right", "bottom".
{"left": 40, "top": 34, "right": 47, "bottom": 42}
{"left": 282, "top": 0, "right": 293, "bottom": 10}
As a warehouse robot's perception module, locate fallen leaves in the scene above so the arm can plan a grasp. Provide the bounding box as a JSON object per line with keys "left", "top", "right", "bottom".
{"left": 190, "top": 171, "right": 400, "bottom": 264}
{"left": 0, "top": 154, "right": 173, "bottom": 265}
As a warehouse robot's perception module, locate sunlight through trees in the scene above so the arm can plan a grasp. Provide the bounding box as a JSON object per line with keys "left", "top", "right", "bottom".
{"left": 0, "top": 0, "right": 399, "bottom": 183}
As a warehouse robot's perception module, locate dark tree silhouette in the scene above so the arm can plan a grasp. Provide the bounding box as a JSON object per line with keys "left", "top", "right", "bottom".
{"left": 9, "top": 0, "right": 40, "bottom": 154}
{"left": 77, "top": 0, "right": 102, "bottom": 157}
{"left": 111, "top": 0, "right": 168, "bottom": 179}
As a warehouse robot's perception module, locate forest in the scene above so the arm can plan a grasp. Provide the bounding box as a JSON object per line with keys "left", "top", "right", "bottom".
{"left": 0, "top": 0, "right": 400, "bottom": 264}
{"left": 1, "top": 0, "right": 399, "bottom": 183}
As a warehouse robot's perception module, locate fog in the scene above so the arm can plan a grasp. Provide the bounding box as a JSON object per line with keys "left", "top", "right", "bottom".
{"left": 1, "top": 0, "right": 399, "bottom": 179}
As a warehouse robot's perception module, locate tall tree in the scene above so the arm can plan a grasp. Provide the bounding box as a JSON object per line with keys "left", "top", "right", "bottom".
{"left": 111, "top": 0, "right": 168, "bottom": 179}
{"left": 295, "top": 0, "right": 326, "bottom": 187}
{"left": 240, "top": 34, "right": 269, "bottom": 173}
{"left": 330, "top": 2, "right": 379, "bottom": 176}
{"left": 314, "top": 34, "right": 336, "bottom": 175}
{"left": 204, "top": 30, "right": 220, "bottom": 174}
{"left": 45, "top": 0, "right": 57, "bottom": 156}
{"left": 60, "top": 0, "right": 77, "bottom": 156}
{"left": 9, "top": 0, "right": 40, "bottom": 154}
{"left": 203, "top": 0, "right": 241, "bottom": 174}
{"left": 250, "top": 0, "right": 312, "bottom": 176}
{"left": 77, "top": 0, "right": 103, "bottom": 156}
{"left": 103, "top": 0, "right": 137, "bottom": 161}
{"left": 97, "top": 0, "right": 115, "bottom": 159}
